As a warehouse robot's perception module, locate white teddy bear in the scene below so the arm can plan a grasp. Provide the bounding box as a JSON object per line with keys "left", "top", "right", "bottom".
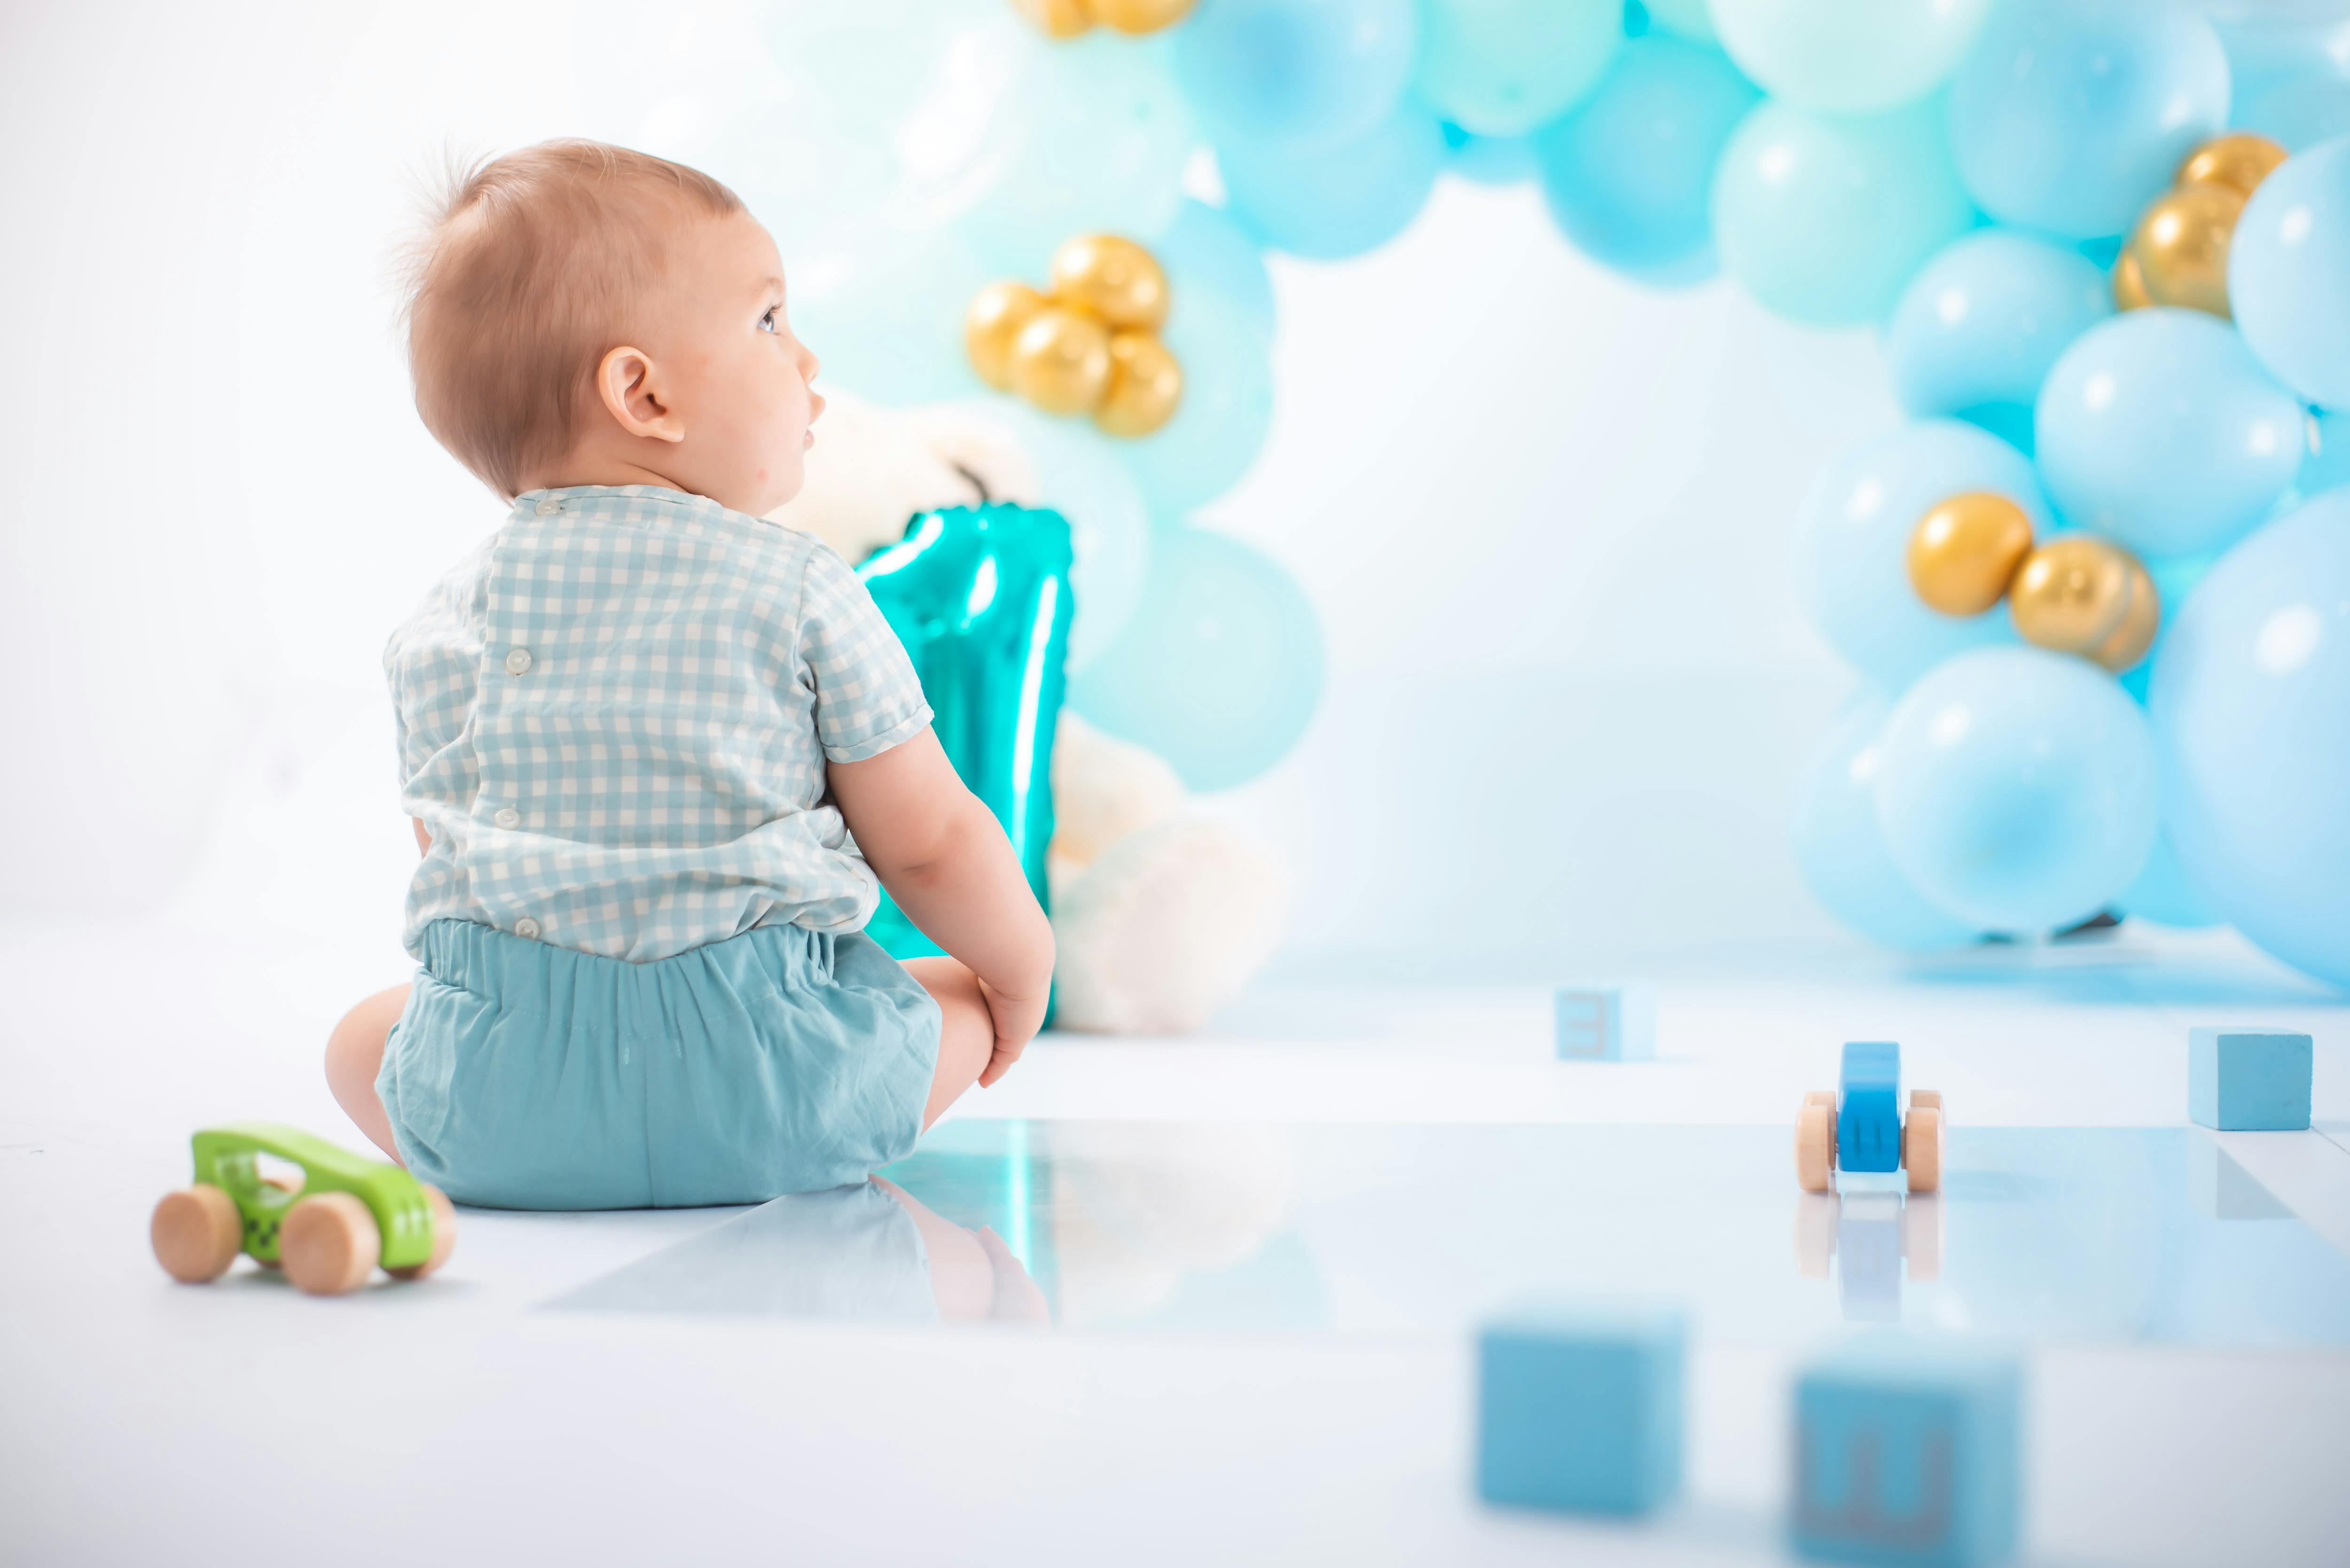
{"left": 769, "top": 390, "right": 1292, "bottom": 1034}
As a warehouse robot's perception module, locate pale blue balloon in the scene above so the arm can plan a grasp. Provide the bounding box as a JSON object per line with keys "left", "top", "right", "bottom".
{"left": 1710, "top": 99, "right": 1976, "bottom": 327}
{"left": 1876, "top": 646, "right": 2159, "bottom": 933}
{"left": 2035, "top": 310, "right": 2305, "bottom": 560}
{"left": 1442, "top": 124, "right": 1536, "bottom": 186}
{"left": 1155, "top": 199, "right": 1277, "bottom": 335}
{"left": 1532, "top": 36, "right": 1761, "bottom": 283}
{"left": 1118, "top": 287, "right": 1277, "bottom": 512}
{"left": 1069, "top": 526, "right": 1326, "bottom": 792}
{"left": 1795, "top": 419, "right": 2047, "bottom": 687}
{"left": 1174, "top": 0, "right": 1418, "bottom": 151}
{"left": 936, "top": 401, "right": 1152, "bottom": 674}
{"left": 1883, "top": 230, "right": 2113, "bottom": 452}
{"left": 1947, "top": 0, "right": 2230, "bottom": 240}
{"left": 1412, "top": 0, "right": 1621, "bottom": 139}
{"left": 1792, "top": 692, "right": 1981, "bottom": 951}
{"left": 1711, "top": 0, "right": 1994, "bottom": 115}
{"left": 791, "top": 231, "right": 994, "bottom": 406}
{"left": 2118, "top": 548, "right": 2218, "bottom": 706}
{"left": 1641, "top": 0, "right": 1716, "bottom": 45}
{"left": 2230, "top": 133, "right": 2350, "bottom": 412}
{"left": 2302, "top": 408, "right": 2350, "bottom": 499}
{"left": 1220, "top": 98, "right": 1446, "bottom": 259}
{"left": 2213, "top": 11, "right": 2350, "bottom": 100}
{"left": 2116, "top": 827, "right": 2219, "bottom": 930}
{"left": 2240, "top": 72, "right": 2350, "bottom": 154}
{"left": 2149, "top": 487, "right": 2350, "bottom": 990}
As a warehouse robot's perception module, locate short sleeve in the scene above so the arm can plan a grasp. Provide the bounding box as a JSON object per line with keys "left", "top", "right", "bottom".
{"left": 795, "top": 541, "right": 932, "bottom": 764}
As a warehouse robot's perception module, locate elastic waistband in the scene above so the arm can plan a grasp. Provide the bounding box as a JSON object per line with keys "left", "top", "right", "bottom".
{"left": 415, "top": 917, "right": 838, "bottom": 1016}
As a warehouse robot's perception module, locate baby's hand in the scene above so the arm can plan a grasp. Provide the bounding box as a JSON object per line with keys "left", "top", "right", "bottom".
{"left": 975, "top": 976, "right": 1047, "bottom": 1087}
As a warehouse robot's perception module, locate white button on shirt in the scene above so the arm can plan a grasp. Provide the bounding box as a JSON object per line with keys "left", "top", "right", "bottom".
{"left": 384, "top": 484, "right": 934, "bottom": 964}
{"left": 535, "top": 498, "right": 561, "bottom": 516}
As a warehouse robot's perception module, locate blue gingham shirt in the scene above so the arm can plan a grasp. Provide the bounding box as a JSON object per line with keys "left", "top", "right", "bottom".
{"left": 384, "top": 484, "right": 932, "bottom": 962}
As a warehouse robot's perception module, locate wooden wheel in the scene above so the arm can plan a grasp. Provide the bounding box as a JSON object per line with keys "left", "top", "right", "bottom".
{"left": 386, "top": 1185, "right": 458, "bottom": 1281}
{"left": 1795, "top": 1098, "right": 1836, "bottom": 1193}
{"left": 280, "top": 1192, "right": 380, "bottom": 1295}
{"left": 1904, "top": 1104, "right": 1943, "bottom": 1194}
{"left": 152, "top": 1185, "right": 243, "bottom": 1283}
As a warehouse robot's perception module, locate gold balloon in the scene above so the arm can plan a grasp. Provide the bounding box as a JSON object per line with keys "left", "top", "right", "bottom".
{"left": 1010, "top": 0, "right": 1094, "bottom": 37}
{"left": 1088, "top": 0, "right": 1194, "bottom": 31}
{"left": 2091, "top": 558, "right": 2161, "bottom": 673}
{"left": 1907, "top": 493, "right": 2035, "bottom": 616}
{"left": 1010, "top": 306, "right": 1112, "bottom": 415}
{"left": 1094, "top": 330, "right": 1183, "bottom": 437}
{"left": 965, "top": 281, "right": 1047, "bottom": 390}
{"left": 2177, "top": 132, "right": 2288, "bottom": 200}
{"left": 2010, "top": 537, "right": 2134, "bottom": 655}
{"left": 2130, "top": 183, "right": 2246, "bottom": 319}
{"left": 2112, "top": 245, "right": 2152, "bottom": 312}
{"left": 1049, "top": 234, "right": 1169, "bottom": 331}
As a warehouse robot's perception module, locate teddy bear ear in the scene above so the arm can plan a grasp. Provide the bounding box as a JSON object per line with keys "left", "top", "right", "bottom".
{"left": 767, "top": 388, "right": 983, "bottom": 563}
{"left": 908, "top": 405, "right": 1042, "bottom": 509}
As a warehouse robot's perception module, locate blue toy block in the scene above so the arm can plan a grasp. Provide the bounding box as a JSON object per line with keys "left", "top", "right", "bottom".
{"left": 1839, "top": 1041, "right": 1904, "bottom": 1174}
{"left": 1477, "top": 1301, "right": 1684, "bottom": 1516}
{"left": 1554, "top": 984, "right": 1657, "bottom": 1061}
{"left": 2187, "top": 1028, "right": 2312, "bottom": 1131}
{"left": 1792, "top": 1339, "right": 2022, "bottom": 1568}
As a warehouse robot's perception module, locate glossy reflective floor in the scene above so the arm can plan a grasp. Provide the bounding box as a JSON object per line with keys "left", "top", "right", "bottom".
{"left": 552, "top": 1120, "right": 2350, "bottom": 1348}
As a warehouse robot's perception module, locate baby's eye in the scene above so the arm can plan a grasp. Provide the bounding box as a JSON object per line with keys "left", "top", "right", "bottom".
{"left": 758, "top": 306, "right": 779, "bottom": 335}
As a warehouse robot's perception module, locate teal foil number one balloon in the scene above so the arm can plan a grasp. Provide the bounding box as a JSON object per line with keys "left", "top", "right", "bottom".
{"left": 854, "top": 503, "right": 1074, "bottom": 965}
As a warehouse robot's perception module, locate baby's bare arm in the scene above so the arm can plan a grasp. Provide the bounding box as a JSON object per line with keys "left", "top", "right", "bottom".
{"left": 828, "top": 730, "right": 1055, "bottom": 1078}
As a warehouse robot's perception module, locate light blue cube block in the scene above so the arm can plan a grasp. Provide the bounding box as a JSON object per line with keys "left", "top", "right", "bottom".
{"left": 2187, "top": 1027, "right": 2312, "bottom": 1131}
{"left": 1792, "top": 1340, "right": 2022, "bottom": 1568}
{"left": 1477, "top": 1302, "right": 1684, "bottom": 1516}
{"left": 1553, "top": 984, "right": 1657, "bottom": 1061}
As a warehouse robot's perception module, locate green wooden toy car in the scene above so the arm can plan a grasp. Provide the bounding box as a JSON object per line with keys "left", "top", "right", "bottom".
{"left": 150, "top": 1123, "right": 456, "bottom": 1295}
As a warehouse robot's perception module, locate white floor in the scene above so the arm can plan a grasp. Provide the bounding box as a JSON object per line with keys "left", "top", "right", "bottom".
{"left": 4, "top": 916, "right": 2348, "bottom": 1566}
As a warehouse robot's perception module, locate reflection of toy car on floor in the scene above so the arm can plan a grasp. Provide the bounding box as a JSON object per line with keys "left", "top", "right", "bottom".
{"left": 150, "top": 1123, "right": 456, "bottom": 1296}
{"left": 1795, "top": 1040, "right": 1942, "bottom": 1194}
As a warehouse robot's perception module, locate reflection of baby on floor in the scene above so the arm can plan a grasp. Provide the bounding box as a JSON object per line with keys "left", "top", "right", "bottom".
{"left": 552, "top": 1178, "right": 1044, "bottom": 1324}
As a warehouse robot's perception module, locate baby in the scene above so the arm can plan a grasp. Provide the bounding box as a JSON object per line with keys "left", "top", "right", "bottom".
{"left": 322, "top": 140, "right": 1055, "bottom": 1209}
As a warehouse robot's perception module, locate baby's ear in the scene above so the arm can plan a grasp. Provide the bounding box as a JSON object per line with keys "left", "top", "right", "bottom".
{"left": 595, "top": 345, "right": 685, "bottom": 443}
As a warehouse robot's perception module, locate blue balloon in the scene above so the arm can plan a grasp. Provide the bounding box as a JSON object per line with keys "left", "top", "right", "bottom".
{"left": 2303, "top": 408, "right": 2350, "bottom": 499}
{"left": 1069, "top": 526, "right": 1326, "bottom": 792}
{"left": 1884, "top": 230, "right": 2113, "bottom": 450}
{"left": 1710, "top": 100, "right": 1976, "bottom": 326}
{"left": 1412, "top": 0, "right": 1621, "bottom": 139}
{"left": 1154, "top": 198, "right": 1277, "bottom": 335}
{"left": 1947, "top": 0, "right": 2230, "bottom": 240}
{"left": 2035, "top": 310, "right": 2305, "bottom": 560}
{"left": 2231, "top": 133, "right": 2350, "bottom": 412}
{"left": 1795, "top": 420, "right": 2047, "bottom": 687}
{"left": 1174, "top": 0, "right": 1418, "bottom": 152}
{"left": 2116, "top": 827, "right": 2219, "bottom": 930}
{"left": 1876, "top": 646, "right": 2159, "bottom": 933}
{"left": 1710, "top": 0, "right": 1997, "bottom": 115}
{"left": 1220, "top": 98, "right": 1446, "bottom": 259}
{"left": 2240, "top": 72, "right": 2350, "bottom": 154}
{"left": 1792, "top": 692, "right": 1981, "bottom": 951}
{"left": 1532, "top": 37, "right": 1762, "bottom": 283}
{"left": 1441, "top": 123, "right": 1536, "bottom": 186}
{"left": 1118, "top": 287, "right": 1276, "bottom": 513}
{"left": 2149, "top": 487, "right": 2350, "bottom": 990}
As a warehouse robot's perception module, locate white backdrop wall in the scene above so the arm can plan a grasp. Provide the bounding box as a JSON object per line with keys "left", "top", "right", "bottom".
{"left": 0, "top": 0, "right": 1883, "bottom": 973}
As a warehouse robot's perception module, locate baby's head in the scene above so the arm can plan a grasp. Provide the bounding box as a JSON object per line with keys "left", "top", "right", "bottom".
{"left": 400, "top": 139, "right": 823, "bottom": 515}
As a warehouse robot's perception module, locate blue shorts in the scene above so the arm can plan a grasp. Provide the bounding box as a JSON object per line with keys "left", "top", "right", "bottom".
{"left": 377, "top": 918, "right": 942, "bottom": 1210}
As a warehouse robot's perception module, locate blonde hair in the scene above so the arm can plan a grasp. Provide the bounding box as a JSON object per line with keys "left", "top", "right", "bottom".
{"left": 398, "top": 140, "right": 744, "bottom": 500}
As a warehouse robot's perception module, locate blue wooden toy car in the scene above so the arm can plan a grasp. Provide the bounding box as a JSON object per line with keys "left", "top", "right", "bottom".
{"left": 1796, "top": 1041, "right": 1943, "bottom": 1194}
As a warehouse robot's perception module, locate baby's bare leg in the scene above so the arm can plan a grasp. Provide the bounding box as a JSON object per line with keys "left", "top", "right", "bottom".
{"left": 903, "top": 956, "right": 997, "bottom": 1129}
{"left": 324, "top": 984, "right": 410, "bottom": 1162}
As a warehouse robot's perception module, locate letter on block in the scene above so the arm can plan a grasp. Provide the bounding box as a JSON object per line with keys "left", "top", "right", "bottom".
{"left": 2187, "top": 1027, "right": 2312, "bottom": 1131}
{"left": 1553, "top": 984, "right": 1657, "bottom": 1061}
{"left": 1792, "top": 1342, "right": 2021, "bottom": 1568}
{"left": 1477, "top": 1302, "right": 1684, "bottom": 1516}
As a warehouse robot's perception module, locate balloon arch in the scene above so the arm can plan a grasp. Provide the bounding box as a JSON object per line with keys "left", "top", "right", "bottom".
{"left": 646, "top": 0, "right": 2350, "bottom": 991}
